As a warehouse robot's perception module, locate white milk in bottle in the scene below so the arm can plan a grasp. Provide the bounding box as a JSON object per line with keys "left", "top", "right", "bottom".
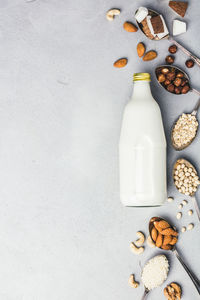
{"left": 119, "top": 73, "right": 166, "bottom": 206}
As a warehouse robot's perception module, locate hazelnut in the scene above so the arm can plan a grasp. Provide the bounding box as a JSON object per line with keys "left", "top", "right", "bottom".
{"left": 161, "top": 68, "right": 169, "bottom": 75}
{"left": 167, "top": 72, "right": 176, "bottom": 81}
{"left": 181, "top": 78, "right": 188, "bottom": 86}
{"left": 176, "top": 72, "right": 184, "bottom": 78}
{"left": 185, "top": 59, "right": 195, "bottom": 68}
{"left": 175, "top": 86, "right": 181, "bottom": 94}
{"left": 158, "top": 74, "right": 166, "bottom": 83}
{"left": 167, "top": 83, "right": 175, "bottom": 93}
{"left": 181, "top": 84, "right": 190, "bottom": 94}
{"left": 164, "top": 79, "right": 171, "bottom": 86}
{"left": 174, "top": 78, "right": 182, "bottom": 87}
{"left": 168, "top": 44, "right": 177, "bottom": 54}
{"left": 165, "top": 55, "right": 175, "bottom": 64}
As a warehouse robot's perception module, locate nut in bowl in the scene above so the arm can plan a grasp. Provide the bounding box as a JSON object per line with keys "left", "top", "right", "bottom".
{"left": 149, "top": 217, "right": 178, "bottom": 250}
{"left": 155, "top": 65, "right": 191, "bottom": 95}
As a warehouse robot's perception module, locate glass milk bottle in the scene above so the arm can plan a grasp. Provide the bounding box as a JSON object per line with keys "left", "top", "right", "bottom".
{"left": 119, "top": 73, "right": 167, "bottom": 206}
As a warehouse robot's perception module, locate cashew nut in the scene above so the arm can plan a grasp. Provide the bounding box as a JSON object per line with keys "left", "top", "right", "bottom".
{"left": 130, "top": 242, "right": 144, "bottom": 255}
{"left": 134, "top": 231, "right": 145, "bottom": 247}
{"left": 106, "top": 8, "right": 121, "bottom": 21}
{"left": 147, "top": 235, "right": 156, "bottom": 248}
{"left": 128, "top": 274, "right": 139, "bottom": 288}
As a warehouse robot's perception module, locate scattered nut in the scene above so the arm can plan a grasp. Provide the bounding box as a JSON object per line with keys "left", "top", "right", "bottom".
{"left": 106, "top": 8, "right": 121, "bottom": 21}
{"left": 167, "top": 197, "right": 174, "bottom": 202}
{"left": 166, "top": 55, "right": 175, "bottom": 64}
{"left": 164, "top": 282, "right": 182, "bottom": 300}
{"left": 113, "top": 58, "right": 128, "bottom": 68}
{"left": 179, "top": 203, "right": 183, "bottom": 209}
{"left": 134, "top": 231, "right": 145, "bottom": 247}
{"left": 185, "top": 59, "right": 195, "bottom": 68}
{"left": 182, "top": 200, "right": 188, "bottom": 205}
{"left": 147, "top": 235, "right": 156, "bottom": 248}
{"left": 187, "top": 223, "right": 194, "bottom": 230}
{"left": 123, "top": 21, "right": 138, "bottom": 32}
{"left": 169, "top": 45, "right": 177, "bottom": 54}
{"left": 143, "top": 50, "right": 157, "bottom": 61}
{"left": 130, "top": 242, "right": 144, "bottom": 255}
{"left": 181, "top": 226, "right": 186, "bottom": 233}
{"left": 137, "top": 42, "right": 145, "bottom": 58}
{"left": 188, "top": 209, "right": 193, "bottom": 216}
{"left": 176, "top": 212, "right": 182, "bottom": 220}
{"left": 128, "top": 274, "right": 139, "bottom": 288}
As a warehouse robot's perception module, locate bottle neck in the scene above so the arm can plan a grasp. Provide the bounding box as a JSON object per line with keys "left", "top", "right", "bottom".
{"left": 131, "top": 81, "right": 152, "bottom": 100}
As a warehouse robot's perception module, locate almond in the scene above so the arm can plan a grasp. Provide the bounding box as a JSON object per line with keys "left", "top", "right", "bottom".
{"left": 163, "top": 235, "right": 173, "bottom": 246}
{"left": 143, "top": 50, "right": 157, "bottom": 61}
{"left": 137, "top": 42, "right": 145, "bottom": 58}
{"left": 169, "top": 236, "right": 178, "bottom": 245}
{"left": 154, "top": 221, "right": 163, "bottom": 233}
{"left": 156, "top": 233, "right": 163, "bottom": 248}
{"left": 113, "top": 58, "right": 128, "bottom": 68}
{"left": 161, "top": 244, "right": 173, "bottom": 250}
{"left": 161, "top": 228, "right": 178, "bottom": 236}
{"left": 151, "top": 227, "right": 158, "bottom": 242}
{"left": 158, "top": 220, "right": 171, "bottom": 229}
{"left": 123, "top": 22, "right": 138, "bottom": 32}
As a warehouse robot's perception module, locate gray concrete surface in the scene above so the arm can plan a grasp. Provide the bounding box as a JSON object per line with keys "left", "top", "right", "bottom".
{"left": 0, "top": 0, "right": 200, "bottom": 299}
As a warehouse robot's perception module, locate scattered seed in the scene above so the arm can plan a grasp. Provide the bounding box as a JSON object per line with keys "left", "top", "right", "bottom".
{"left": 176, "top": 212, "right": 182, "bottom": 220}
{"left": 181, "top": 226, "right": 186, "bottom": 233}
{"left": 187, "top": 223, "right": 194, "bottom": 230}
{"left": 167, "top": 197, "right": 174, "bottom": 202}
{"left": 178, "top": 203, "right": 183, "bottom": 209}
{"left": 188, "top": 209, "right": 193, "bottom": 216}
{"left": 182, "top": 200, "right": 188, "bottom": 205}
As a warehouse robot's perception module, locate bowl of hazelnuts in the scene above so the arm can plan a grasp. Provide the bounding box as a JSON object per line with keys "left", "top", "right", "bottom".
{"left": 155, "top": 65, "right": 191, "bottom": 95}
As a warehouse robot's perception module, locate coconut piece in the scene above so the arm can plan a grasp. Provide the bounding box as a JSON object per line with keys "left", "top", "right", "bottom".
{"left": 157, "top": 15, "right": 169, "bottom": 39}
{"left": 151, "top": 15, "right": 164, "bottom": 34}
{"left": 135, "top": 7, "right": 148, "bottom": 23}
{"left": 169, "top": 1, "right": 188, "bottom": 18}
{"left": 141, "top": 17, "right": 154, "bottom": 39}
{"left": 173, "top": 19, "right": 186, "bottom": 36}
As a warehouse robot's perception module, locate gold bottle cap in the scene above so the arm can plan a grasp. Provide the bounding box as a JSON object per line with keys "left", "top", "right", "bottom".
{"left": 133, "top": 73, "right": 151, "bottom": 82}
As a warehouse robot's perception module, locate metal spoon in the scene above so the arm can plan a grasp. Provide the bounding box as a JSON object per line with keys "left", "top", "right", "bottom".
{"left": 140, "top": 254, "right": 169, "bottom": 299}
{"left": 135, "top": 8, "right": 200, "bottom": 67}
{"left": 149, "top": 216, "right": 200, "bottom": 296}
{"left": 155, "top": 65, "right": 200, "bottom": 96}
{"left": 173, "top": 158, "right": 200, "bottom": 221}
{"left": 171, "top": 98, "right": 200, "bottom": 150}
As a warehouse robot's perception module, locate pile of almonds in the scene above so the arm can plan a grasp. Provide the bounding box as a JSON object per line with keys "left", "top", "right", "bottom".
{"left": 172, "top": 113, "right": 198, "bottom": 148}
{"left": 156, "top": 66, "right": 190, "bottom": 94}
{"left": 151, "top": 218, "right": 178, "bottom": 250}
{"left": 173, "top": 160, "right": 200, "bottom": 195}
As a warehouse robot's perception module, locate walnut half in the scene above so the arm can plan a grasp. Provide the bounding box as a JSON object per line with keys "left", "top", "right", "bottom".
{"left": 164, "top": 282, "right": 182, "bottom": 300}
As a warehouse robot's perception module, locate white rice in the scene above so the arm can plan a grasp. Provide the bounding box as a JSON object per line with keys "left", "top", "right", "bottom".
{"left": 141, "top": 255, "right": 169, "bottom": 290}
